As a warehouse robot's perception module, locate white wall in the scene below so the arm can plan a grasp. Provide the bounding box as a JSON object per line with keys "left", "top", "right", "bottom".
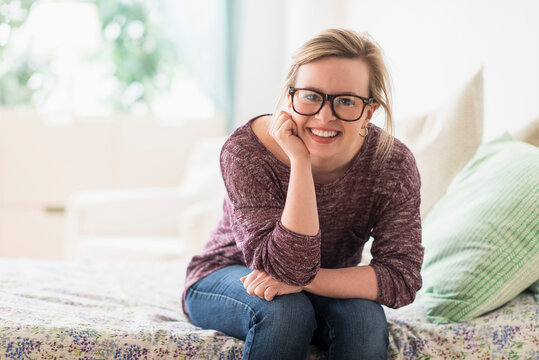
{"left": 235, "top": 0, "right": 539, "bottom": 140}
{"left": 345, "top": 0, "right": 539, "bottom": 140}
{"left": 234, "top": 1, "right": 285, "bottom": 124}
{"left": 234, "top": 0, "right": 349, "bottom": 125}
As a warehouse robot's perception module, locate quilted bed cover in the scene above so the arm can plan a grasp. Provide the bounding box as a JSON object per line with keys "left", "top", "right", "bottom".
{"left": 0, "top": 258, "right": 537, "bottom": 360}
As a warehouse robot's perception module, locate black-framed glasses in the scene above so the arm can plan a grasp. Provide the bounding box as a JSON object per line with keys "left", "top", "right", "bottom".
{"left": 288, "top": 87, "right": 374, "bottom": 122}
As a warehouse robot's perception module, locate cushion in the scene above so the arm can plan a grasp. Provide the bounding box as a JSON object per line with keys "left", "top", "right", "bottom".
{"left": 528, "top": 280, "right": 539, "bottom": 302}
{"left": 512, "top": 116, "right": 539, "bottom": 147}
{"left": 419, "top": 133, "right": 539, "bottom": 323}
{"left": 177, "top": 136, "right": 227, "bottom": 256}
{"left": 394, "top": 69, "right": 483, "bottom": 219}
{"left": 178, "top": 136, "right": 227, "bottom": 202}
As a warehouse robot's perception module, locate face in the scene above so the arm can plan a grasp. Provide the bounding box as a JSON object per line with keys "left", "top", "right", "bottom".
{"left": 288, "top": 56, "right": 376, "bottom": 166}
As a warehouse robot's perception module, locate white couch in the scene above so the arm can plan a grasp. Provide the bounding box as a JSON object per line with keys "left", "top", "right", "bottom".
{"left": 65, "top": 137, "right": 227, "bottom": 261}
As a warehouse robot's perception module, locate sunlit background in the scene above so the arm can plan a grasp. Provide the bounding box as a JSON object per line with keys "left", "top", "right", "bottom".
{"left": 0, "top": 0, "right": 538, "bottom": 259}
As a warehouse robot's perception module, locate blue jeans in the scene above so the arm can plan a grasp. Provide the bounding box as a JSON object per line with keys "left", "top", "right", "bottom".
{"left": 185, "top": 265, "right": 388, "bottom": 360}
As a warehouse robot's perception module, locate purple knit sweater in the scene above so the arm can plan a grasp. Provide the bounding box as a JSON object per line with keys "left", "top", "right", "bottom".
{"left": 183, "top": 117, "right": 423, "bottom": 315}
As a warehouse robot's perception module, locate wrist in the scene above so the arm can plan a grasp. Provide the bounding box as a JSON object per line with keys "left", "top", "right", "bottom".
{"left": 302, "top": 272, "right": 318, "bottom": 293}
{"left": 289, "top": 155, "right": 311, "bottom": 170}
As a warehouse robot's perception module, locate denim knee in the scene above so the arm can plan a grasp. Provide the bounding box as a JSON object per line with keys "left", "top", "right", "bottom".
{"left": 241, "top": 292, "right": 317, "bottom": 360}
{"left": 252, "top": 291, "right": 317, "bottom": 338}
{"left": 308, "top": 295, "right": 389, "bottom": 360}
{"left": 335, "top": 299, "right": 388, "bottom": 359}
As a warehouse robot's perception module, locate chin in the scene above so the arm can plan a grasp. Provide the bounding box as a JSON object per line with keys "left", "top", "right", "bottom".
{"left": 307, "top": 146, "right": 338, "bottom": 160}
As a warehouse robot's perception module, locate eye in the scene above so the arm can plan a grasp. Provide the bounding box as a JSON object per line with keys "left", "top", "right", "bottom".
{"left": 298, "top": 90, "right": 322, "bottom": 102}
{"left": 336, "top": 96, "right": 356, "bottom": 107}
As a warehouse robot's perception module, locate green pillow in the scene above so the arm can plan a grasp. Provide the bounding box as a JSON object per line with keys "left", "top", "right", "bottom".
{"left": 420, "top": 133, "right": 539, "bottom": 324}
{"left": 528, "top": 280, "right": 539, "bottom": 302}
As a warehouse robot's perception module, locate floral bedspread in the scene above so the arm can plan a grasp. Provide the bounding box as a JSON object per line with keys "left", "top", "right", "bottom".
{"left": 385, "top": 291, "right": 538, "bottom": 359}
{"left": 0, "top": 258, "right": 537, "bottom": 359}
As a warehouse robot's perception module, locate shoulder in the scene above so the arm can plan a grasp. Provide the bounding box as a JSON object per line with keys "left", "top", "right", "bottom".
{"left": 220, "top": 116, "right": 274, "bottom": 168}
{"left": 220, "top": 116, "right": 285, "bottom": 195}
{"left": 372, "top": 127, "right": 421, "bottom": 200}
{"left": 220, "top": 117, "right": 288, "bottom": 206}
{"left": 366, "top": 125, "right": 418, "bottom": 173}
{"left": 386, "top": 136, "right": 418, "bottom": 173}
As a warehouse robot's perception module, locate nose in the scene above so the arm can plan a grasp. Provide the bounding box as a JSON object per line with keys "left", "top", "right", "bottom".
{"left": 317, "top": 100, "right": 336, "bottom": 122}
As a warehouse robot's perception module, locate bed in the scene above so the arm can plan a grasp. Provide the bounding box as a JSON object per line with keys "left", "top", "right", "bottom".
{"left": 0, "top": 258, "right": 537, "bottom": 360}
{"left": 2, "top": 71, "right": 538, "bottom": 359}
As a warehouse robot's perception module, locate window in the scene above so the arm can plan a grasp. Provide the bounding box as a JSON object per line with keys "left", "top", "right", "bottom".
{"left": 0, "top": 0, "right": 215, "bottom": 119}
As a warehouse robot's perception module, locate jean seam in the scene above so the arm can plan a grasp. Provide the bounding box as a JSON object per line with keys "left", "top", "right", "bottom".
{"left": 188, "top": 287, "right": 258, "bottom": 320}
{"left": 314, "top": 303, "right": 389, "bottom": 360}
{"left": 313, "top": 309, "right": 336, "bottom": 359}
{"left": 243, "top": 322, "right": 259, "bottom": 360}
{"left": 187, "top": 287, "right": 260, "bottom": 358}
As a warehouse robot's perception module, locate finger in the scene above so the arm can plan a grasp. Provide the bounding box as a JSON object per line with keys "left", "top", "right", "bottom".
{"left": 274, "top": 110, "right": 291, "bottom": 127}
{"left": 274, "top": 119, "right": 297, "bottom": 142}
{"left": 271, "top": 111, "right": 293, "bottom": 136}
{"left": 264, "top": 286, "right": 278, "bottom": 301}
{"left": 247, "top": 280, "right": 263, "bottom": 296}
{"left": 254, "top": 283, "right": 268, "bottom": 299}
{"left": 247, "top": 277, "right": 267, "bottom": 296}
{"left": 246, "top": 272, "right": 267, "bottom": 296}
{"left": 286, "top": 118, "right": 298, "bottom": 136}
{"left": 242, "top": 270, "right": 260, "bottom": 288}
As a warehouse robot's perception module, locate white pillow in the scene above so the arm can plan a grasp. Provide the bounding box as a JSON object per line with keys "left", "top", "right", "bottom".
{"left": 394, "top": 69, "right": 484, "bottom": 218}
{"left": 178, "top": 136, "right": 227, "bottom": 255}
{"left": 511, "top": 116, "right": 539, "bottom": 147}
{"left": 178, "top": 136, "right": 227, "bottom": 202}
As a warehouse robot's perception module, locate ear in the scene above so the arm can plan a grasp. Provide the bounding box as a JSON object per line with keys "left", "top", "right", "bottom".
{"left": 287, "top": 93, "right": 293, "bottom": 109}
{"left": 362, "top": 103, "right": 378, "bottom": 127}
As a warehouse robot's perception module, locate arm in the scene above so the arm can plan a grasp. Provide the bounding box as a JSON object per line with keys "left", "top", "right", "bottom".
{"left": 368, "top": 194, "right": 423, "bottom": 308}
{"left": 368, "top": 148, "right": 423, "bottom": 308}
{"left": 222, "top": 112, "right": 321, "bottom": 286}
{"left": 303, "top": 266, "right": 378, "bottom": 300}
{"left": 272, "top": 111, "right": 319, "bottom": 236}
{"left": 242, "top": 266, "right": 378, "bottom": 301}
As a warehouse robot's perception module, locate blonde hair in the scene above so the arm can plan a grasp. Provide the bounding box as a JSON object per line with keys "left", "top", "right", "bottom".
{"left": 275, "top": 28, "right": 394, "bottom": 161}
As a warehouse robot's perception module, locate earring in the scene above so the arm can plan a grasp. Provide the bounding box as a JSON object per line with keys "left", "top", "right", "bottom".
{"left": 359, "top": 126, "right": 368, "bottom": 138}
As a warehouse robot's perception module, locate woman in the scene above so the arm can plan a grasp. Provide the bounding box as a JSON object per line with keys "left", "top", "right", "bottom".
{"left": 183, "top": 28, "right": 423, "bottom": 360}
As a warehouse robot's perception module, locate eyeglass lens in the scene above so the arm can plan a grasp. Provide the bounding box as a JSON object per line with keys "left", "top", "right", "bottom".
{"left": 292, "top": 89, "right": 365, "bottom": 121}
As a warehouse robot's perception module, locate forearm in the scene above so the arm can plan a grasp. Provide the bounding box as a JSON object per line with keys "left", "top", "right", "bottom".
{"left": 281, "top": 158, "right": 319, "bottom": 236}
{"left": 303, "top": 266, "right": 378, "bottom": 301}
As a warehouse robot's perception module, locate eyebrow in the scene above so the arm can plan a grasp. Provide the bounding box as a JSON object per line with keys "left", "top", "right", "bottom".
{"left": 303, "top": 86, "right": 363, "bottom": 97}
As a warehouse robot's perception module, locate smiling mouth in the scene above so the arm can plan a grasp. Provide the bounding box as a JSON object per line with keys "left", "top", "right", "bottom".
{"left": 309, "top": 128, "right": 340, "bottom": 138}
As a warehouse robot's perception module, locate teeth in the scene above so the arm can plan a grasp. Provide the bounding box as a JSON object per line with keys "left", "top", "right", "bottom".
{"left": 311, "top": 128, "right": 338, "bottom": 138}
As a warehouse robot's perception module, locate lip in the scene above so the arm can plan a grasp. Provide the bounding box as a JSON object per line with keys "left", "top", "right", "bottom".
{"left": 307, "top": 127, "right": 341, "bottom": 144}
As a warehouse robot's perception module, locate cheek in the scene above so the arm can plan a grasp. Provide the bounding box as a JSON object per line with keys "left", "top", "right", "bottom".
{"left": 342, "top": 123, "right": 362, "bottom": 137}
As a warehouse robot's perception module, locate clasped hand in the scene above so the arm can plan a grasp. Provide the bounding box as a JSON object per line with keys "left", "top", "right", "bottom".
{"left": 241, "top": 270, "right": 303, "bottom": 301}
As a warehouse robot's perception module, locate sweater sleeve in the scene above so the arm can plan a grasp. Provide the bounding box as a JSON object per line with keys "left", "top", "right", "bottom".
{"left": 369, "top": 147, "right": 424, "bottom": 309}
{"left": 220, "top": 143, "right": 321, "bottom": 286}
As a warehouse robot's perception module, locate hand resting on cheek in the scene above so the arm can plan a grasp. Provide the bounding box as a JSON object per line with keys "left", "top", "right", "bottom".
{"left": 271, "top": 110, "right": 310, "bottom": 162}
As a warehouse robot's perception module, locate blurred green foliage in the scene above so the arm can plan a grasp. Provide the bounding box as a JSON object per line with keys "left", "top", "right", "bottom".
{"left": 0, "top": 0, "right": 36, "bottom": 105}
{"left": 0, "top": 0, "right": 180, "bottom": 112}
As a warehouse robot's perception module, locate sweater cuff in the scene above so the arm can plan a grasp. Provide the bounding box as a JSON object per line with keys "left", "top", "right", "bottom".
{"left": 276, "top": 220, "right": 321, "bottom": 239}
{"left": 267, "top": 220, "right": 321, "bottom": 285}
{"left": 370, "top": 262, "right": 395, "bottom": 308}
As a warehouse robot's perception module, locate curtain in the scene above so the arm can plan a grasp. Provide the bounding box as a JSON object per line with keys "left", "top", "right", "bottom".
{"left": 162, "top": 0, "right": 241, "bottom": 131}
